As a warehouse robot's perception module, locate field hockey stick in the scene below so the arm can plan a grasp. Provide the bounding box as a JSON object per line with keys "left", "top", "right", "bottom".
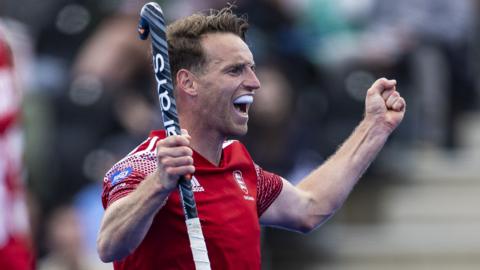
{"left": 138, "top": 3, "right": 211, "bottom": 269}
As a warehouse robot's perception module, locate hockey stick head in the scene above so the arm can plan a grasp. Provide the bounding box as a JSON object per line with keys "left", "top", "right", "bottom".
{"left": 137, "top": 2, "right": 164, "bottom": 40}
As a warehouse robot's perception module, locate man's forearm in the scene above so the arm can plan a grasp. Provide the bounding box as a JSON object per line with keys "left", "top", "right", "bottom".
{"left": 297, "top": 119, "right": 390, "bottom": 222}
{"left": 97, "top": 173, "right": 169, "bottom": 262}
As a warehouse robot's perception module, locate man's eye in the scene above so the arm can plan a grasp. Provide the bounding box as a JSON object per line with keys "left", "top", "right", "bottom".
{"left": 229, "top": 66, "right": 243, "bottom": 75}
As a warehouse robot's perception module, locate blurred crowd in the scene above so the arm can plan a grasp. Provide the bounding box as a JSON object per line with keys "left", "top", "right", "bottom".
{"left": 1, "top": 0, "right": 479, "bottom": 269}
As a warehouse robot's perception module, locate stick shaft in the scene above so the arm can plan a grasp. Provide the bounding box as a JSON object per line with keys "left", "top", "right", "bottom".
{"left": 138, "top": 3, "right": 210, "bottom": 269}
{"left": 139, "top": 2, "right": 198, "bottom": 220}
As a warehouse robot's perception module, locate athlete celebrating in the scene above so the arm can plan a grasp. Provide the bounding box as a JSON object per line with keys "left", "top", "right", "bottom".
{"left": 97, "top": 7, "right": 406, "bottom": 270}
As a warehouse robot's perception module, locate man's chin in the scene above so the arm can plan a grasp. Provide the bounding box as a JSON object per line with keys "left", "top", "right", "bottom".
{"left": 227, "top": 125, "right": 248, "bottom": 137}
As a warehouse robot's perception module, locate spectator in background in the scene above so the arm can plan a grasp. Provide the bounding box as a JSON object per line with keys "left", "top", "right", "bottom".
{"left": 294, "top": 0, "right": 476, "bottom": 148}
{"left": 68, "top": 1, "right": 157, "bottom": 267}
{"left": 38, "top": 205, "right": 111, "bottom": 270}
{"left": 71, "top": 0, "right": 158, "bottom": 147}
{"left": 0, "top": 19, "right": 35, "bottom": 270}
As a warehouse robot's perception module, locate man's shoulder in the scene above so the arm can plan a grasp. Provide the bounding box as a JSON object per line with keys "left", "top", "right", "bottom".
{"left": 104, "top": 130, "right": 164, "bottom": 183}
{"left": 127, "top": 130, "right": 166, "bottom": 156}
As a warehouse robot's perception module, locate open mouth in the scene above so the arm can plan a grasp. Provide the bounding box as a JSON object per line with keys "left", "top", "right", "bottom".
{"left": 234, "top": 103, "right": 248, "bottom": 113}
{"left": 233, "top": 95, "right": 253, "bottom": 114}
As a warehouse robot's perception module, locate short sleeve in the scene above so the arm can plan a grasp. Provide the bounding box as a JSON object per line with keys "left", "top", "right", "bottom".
{"left": 255, "top": 164, "right": 283, "bottom": 216}
{"left": 102, "top": 151, "right": 157, "bottom": 209}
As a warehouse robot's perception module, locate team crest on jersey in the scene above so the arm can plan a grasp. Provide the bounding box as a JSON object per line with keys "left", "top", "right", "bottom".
{"left": 191, "top": 176, "right": 204, "bottom": 192}
{"left": 233, "top": 170, "right": 248, "bottom": 194}
{"left": 111, "top": 167, "right": 133, "bottom": 185}
{"left": 232, "top": 171, "right": 253, "bottom": 201}
{"left": 233, "top": 171, "right": 254, "bottom": 201}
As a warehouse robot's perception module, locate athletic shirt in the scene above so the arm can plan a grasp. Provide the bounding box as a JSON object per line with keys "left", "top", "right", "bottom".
{"left": 102, "top": 130, "right": 283, "bottom": 270}
{"left": 0, "top": 26, "right": 32, "bottom": 270}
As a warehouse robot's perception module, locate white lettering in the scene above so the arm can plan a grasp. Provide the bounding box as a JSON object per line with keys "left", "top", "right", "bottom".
{"left": 158, "top": 89, "right": 171, "bottom": 111}
{"left": 166, "top": 126, "right": 177, "bottom": 136}
{"left": 154, "top": 53, "right": 168, "bottom": 98}
{"left": 113, "top": 170, "right": 128, "bottom": 182}
{"left": 153, "top": 53, "right": 164, "bottom": 73}
{"left": 191, "top": 177, "right": 205, "bottom": 192}
{"left": 244, "top": 195, "right": 254, "bottom": 201}
{"left": 164, "top": 119, "right": 174, "bottom": 126}
{"left": 153, "top": 53, "right": 178, "bottom": 137}
{"left": 163, "top": 120, "right": 177, "bottom": 136}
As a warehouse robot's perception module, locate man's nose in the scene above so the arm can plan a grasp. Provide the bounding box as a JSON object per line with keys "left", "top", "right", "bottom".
{"left": 244, "top": 68, "right": 261, "bottom": 91}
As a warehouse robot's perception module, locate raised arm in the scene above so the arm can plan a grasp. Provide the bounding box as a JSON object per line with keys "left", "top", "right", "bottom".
{"left": 97, "top": 133, "right": 194, "bottom": 262}
{"left": 260, "top": 78, "right": 406, "bottom": 233}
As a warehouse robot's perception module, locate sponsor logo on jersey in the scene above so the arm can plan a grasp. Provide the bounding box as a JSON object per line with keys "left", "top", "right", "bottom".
{"left": 111, "top": 167, "right": 133, "bottom": 185}
{"left": 191, "top": 176, "right": 204, "bottom": 192}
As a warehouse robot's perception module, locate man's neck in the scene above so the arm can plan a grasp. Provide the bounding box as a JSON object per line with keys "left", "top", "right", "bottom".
{"left": 191, "top": 134, "right": 224, "bottom": 166}
{"left": 182, "top": 121, "right": 225, "bottom": 166}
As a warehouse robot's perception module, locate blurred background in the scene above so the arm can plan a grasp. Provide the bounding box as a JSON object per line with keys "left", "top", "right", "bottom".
{"left": 1, "top": 0, "right": 480, "bottom": 269}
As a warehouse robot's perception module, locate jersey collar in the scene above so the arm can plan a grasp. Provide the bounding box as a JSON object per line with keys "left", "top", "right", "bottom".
{"left": 148, "top": 129, "right": 226, "bottom": 169}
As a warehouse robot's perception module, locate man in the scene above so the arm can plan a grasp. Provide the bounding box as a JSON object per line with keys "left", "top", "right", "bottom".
{"left": 0, "top": 21, "right": 34, "bottom": 270}
{"left": 97, "top": 7, "right": 406, "bottom": 270}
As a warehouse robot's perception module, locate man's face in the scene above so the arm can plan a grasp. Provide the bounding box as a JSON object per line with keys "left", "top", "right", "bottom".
{"left": 193, "top": 32, "right": 261, "bottom": 137}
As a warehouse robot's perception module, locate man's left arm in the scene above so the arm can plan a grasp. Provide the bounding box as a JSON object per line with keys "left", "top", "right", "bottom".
{"left": 260, "top": 78, "right": 406, "bottom": 233}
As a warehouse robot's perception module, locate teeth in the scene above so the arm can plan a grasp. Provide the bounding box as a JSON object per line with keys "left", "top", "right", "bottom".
{"left": 233, "top": 95, "right": 253, "bottom": 105}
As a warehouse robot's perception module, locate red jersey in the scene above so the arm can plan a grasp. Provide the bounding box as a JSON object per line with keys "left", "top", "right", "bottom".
{"left": 0, "top": 25, "right": 34, "bottom": 270}
{"left": 102, "top": 130, "right": 283, "bottom": 269}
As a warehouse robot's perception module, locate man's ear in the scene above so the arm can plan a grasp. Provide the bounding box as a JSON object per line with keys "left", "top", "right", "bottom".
{"left": 176, "top": 69, "right": 198, "bottom": 96}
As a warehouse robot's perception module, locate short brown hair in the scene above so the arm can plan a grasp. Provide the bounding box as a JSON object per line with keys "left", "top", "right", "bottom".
{"left": 166, "top": 6, "right": 249, "bottom": 80}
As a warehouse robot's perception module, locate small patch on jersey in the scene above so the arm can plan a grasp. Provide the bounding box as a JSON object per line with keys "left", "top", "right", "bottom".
{"left": 111, "top": 167, "right": 133, "bottom": 185}
{"left": 191, "top": 176, "right": 205, "bottom": 192}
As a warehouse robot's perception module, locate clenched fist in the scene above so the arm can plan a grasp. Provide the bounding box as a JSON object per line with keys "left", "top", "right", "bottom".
{"left": 365, "top": 78, "right": 406, "bottom": 133}
{"left": 155, "top": 129, "right": 195, "bottom": 193}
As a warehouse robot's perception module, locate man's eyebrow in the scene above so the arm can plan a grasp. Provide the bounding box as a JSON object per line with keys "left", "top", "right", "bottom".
{"left": 202, "top": 57, "right": 222, "bottom": 71}
{"left": 223, "top": 61, "right": 255, "bottom": 69}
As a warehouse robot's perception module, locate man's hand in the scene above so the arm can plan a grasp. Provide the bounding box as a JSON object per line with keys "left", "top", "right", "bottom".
{"left": 365, "top": 78, "right": 406, "bottom": 133}
{"left": 155, "top": 129, "right": 195, "bottom": 192}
